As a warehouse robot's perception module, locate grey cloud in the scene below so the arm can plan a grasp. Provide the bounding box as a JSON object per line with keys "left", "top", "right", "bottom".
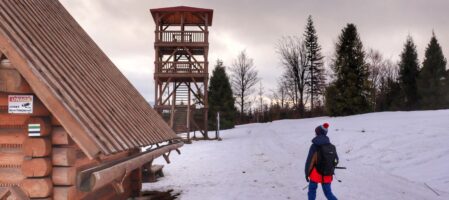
{"left": 60, "top": 0, "right": 449, "bottom": 102}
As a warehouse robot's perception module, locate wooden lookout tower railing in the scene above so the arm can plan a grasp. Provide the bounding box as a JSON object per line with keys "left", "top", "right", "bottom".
{"left": 151, "top": 6, "right": 213, "bottom": 140}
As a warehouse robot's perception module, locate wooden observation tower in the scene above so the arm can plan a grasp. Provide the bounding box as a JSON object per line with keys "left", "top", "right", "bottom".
{"left": 150, "top": 6, "right": 213, "bottom": 140}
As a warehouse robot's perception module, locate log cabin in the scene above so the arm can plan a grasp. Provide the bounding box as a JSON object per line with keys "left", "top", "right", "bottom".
{"left": 0, "top": 0, "right": 182, "bottom": 199}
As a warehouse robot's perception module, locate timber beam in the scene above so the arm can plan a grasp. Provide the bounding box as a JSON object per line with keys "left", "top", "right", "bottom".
{"left": 77, "top": 142, "right": 183, "bottom": 192}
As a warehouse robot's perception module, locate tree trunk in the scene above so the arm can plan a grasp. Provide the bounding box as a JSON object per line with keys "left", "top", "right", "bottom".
{"left": 240, "top": 90, "right": 244, "bottom": 123}
{"left": 311, "top": 62, "right": 314, "bottom": 115}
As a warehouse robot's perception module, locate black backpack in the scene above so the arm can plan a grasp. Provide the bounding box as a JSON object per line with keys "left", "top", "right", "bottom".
{"left": 316, "top": 143, "right": 338, "bottom": 176}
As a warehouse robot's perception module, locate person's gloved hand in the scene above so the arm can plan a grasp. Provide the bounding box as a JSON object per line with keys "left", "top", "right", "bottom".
{"left": 305, "top": 175, "right": 309, "bottom": 182}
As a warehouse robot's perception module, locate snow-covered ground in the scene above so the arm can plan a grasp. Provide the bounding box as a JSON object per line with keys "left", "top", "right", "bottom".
{"left": 143, "top": 110, "right": 449, "bottom": 200}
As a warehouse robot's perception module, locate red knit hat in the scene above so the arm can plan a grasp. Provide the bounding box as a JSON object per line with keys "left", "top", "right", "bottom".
{"left": 315, "top": 123, "right": 330, "bottom": 135}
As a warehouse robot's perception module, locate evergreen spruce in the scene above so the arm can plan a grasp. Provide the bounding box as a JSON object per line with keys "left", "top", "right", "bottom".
{"left": 304, "top": 15, "right": 325, "bottom": 114}
{"left": 208, "top": 60, "right": 236, "bottom": 130}
{"left": 398, "top": 36, "right": 420, "bottom": 110}
{"left": 417, "top": 33, "right": 447, "bottom": 109}
{"left": 325, "top": 24, "right": 370, "bottom": 116}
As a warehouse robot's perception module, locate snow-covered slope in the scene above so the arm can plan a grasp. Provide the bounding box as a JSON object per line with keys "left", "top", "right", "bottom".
{"left": 143, "top": 110, "right": 449, "bottom": 200}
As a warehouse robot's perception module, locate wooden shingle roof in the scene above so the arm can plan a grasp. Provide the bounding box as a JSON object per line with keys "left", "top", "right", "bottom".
{"left": 0, "top": 0, "right": 178, "bottom": 158}
{"left": 150, "top": 6, "right": 213, "bottom": 26}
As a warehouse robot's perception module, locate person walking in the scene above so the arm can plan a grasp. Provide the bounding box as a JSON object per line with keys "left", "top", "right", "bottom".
{"left": 305, "top": 123, "right": 339, "bottom": 200}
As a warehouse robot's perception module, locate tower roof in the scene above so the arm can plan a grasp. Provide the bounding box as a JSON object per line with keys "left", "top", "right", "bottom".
{"left": 150, "top": 6, "right": 213, "bottom": 26}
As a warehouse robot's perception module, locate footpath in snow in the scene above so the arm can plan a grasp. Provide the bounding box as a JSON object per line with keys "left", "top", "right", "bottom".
{"left": 143, "top": 110, "right": 449, "bottom": 200}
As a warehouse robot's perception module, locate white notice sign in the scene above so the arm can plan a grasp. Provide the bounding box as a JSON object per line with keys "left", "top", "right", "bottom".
{"left": 8, "top": 95, "right": 33, "bottom": 114}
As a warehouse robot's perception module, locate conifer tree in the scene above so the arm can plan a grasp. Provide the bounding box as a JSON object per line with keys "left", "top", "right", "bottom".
{"left": 398, "top": 36, "right": 420, "bottom": 110}
{"left": 208, "top": 60, "right": 236, "bottom": 130}
{"left": 325, "top": 24, "right": 370, "bottom": 116}
{"left": 304, "top": 15, "right": 325, "bottom": 114}
{"left": 417, "top": 33, "right": 447, "bottom": 109}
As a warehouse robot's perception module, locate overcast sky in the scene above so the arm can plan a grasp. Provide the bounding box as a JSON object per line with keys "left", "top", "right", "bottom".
{"left": 59, "top": 0, "right": 449, "bottom": 102}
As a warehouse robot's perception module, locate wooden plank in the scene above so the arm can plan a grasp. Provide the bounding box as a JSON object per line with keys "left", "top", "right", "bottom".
{"left": 23, "top": 138, "right": 51, "bottom": 157}
{"left": 0, "top": 68, "right": 32, "bottom": 93}
{"left": 75, "top": 149, "right": 130, "bottom": 171}
{"left": 0, "top": 114, "right": 28, "bottom": 126}
{"left": 21, "top": 158, "right": 52, "bottom": 177}
{"left": 51, "top": 127, "right": 72, "bottom": 145}
{"left": 0, "top": 152, "right": 23, "bottom": 167}
{"left": 20, "top": 178, "right": 53, "bottom": 198}
{"left": 0, "top": 128, "right": 27, "bottom": 145}
{"left": 52, "top": 167, "right": 76, "bottom": 186}
{"left": 53, "top": 186, "right": 76, "bottom": 200}
{"left": 52, "top": 147, "right": 76, "bottom": 166}
{"left": 0, "top": 168, "right": 25, "bottom": 184}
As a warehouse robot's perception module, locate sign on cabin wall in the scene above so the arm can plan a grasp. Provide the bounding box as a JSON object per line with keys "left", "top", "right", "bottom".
{"left": 28, "top": 123, "right": 41, "bottom": 137}
{"left": 8, "top": 95, "right": 33, "bottom": 114}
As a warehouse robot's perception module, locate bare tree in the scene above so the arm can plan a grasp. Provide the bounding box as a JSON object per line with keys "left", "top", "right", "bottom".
{"left": 257, "top": 81, "right": 265, "bottom": 122}
{"left": 230, "top": 50, "right": 259, "bottom": 121}
{"left": 257, "top": 81, "right": 264, "bottom": 112}
{"left": 366, "top": 49, "right": 398, "bottom": 111}
{"left": 276, "top": 36, "right": 309, "bottom": 116}
{"left": 271, "top": 77, "right": 289, "bottom": 109}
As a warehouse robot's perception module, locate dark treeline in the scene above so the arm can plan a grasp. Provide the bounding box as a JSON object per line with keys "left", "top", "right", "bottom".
{"left": 208, "top": 16, "right": 448, "bottom": 127}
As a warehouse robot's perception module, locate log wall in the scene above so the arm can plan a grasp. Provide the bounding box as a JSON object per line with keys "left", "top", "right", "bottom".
{"left": 0, "top": 61, "right": 142, "bottom": 199}
{"left": 0, "top": 98, "right": 53, "bottom": 198}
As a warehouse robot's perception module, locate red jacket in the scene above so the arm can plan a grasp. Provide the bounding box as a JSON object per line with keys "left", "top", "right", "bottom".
{"left": 309, "top": 168, "right": 333, "bottom": 183}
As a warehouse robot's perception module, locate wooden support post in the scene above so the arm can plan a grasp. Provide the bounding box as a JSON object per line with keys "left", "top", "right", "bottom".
{"left": 204, "top": 78, "right": 209, "bottom": 138}
{"left": 130, "top": 167, "right": 142, "bottom": 197}
{"left": 187, "top": 82, "right": 191, "bottom": 140}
